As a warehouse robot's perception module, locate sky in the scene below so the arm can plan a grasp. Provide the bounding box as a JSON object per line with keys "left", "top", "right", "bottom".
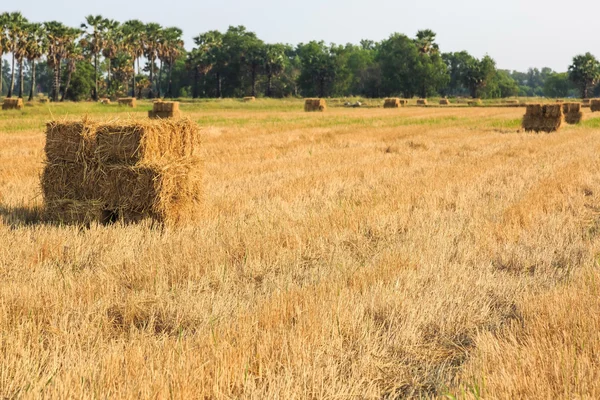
{"left": 4, "top": 0, "right": 599, "bottom": 72}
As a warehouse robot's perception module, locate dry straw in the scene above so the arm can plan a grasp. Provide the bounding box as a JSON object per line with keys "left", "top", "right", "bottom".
{"left": 99, "top": 98, "right": 111, "bottom": 105}
{"left": 383, "top": 98, "right": 401, "bottom": 108}
{"left": 117, "top": 98, "right": 137, "bottom": 108}
{"left": 468, "top": 99, "right": 482, "bottom": 106}
{"left": 562, "top": 102, "right": 583, "bottom": 125}
{"left": 522, "top": 104, "right": 563, "bottom": 133}
{"left": 148, "top": 101, "right": 181, "bottom": 119}
{"left": 304, "top": 98, "right": 327, "bottom": 112}
{"left": 2, "top": 98, "right": 24, "bottom": 110}
{"left": 417, "top": 99, "right": 428, "bottom": 106}
{"left": 439, "top": 99, "right": 450, "bottom": 105}
{"left": 242, "top": 96, "right": 256, "bottom": 102}
{"left": 590, "top": 99, "right": 600, "bottom": 112}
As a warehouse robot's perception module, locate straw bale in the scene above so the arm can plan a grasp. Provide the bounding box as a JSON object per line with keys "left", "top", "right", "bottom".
{"left": 99, "top": 98, "right": 111, "bottom": 105}
{"left": 417, "top": 99, "right": 428, "bottom": 106}
{"left": 468, "top": 99, "right": 482, "bottom": 106}
{"left": 44, "top": 199, "right": 104, "bottom": 225}
{"left": 45, "top": 119, "right": 98, "bottom": 163}
{"left": 503, "top": 100, "right": 519, "bottom": 104}
{"left": 439, "top": 99, "right": 450, "bottom": 105}
{"left": 41, "top": 162, "right": 100, "bottom": 202}
{"left": 304, "top": 98, "right": 327, "bottom": 112}
{"left": 562, "top": 102, "right": 583, "bottom": 124}
{"left": 96, "top": 158, "right": 203, "bottom": 225}
{"left": 398, "top": 99, "right": 408, "bottom": 106}
{"left": 117, "top": 97, "right": 137, "bottom": 107}
{"left": 2, "top": 98, "right": 24, "bottom": 110}
{"left": 95, "top": 118, "right": 201, "bottom": 165}
{"left": 148, "top": 110, "right": 182, "bottom": 119}
{"left": 384, "top": 98, "right": 401, "bottom": 108}
{"left": 591, "top": 99, "right": 600, "bottom": 112}
{"left": 522, "top": 104, "right": 563, "bottom": 133}
{"left": 556, "top": 99, "right": 564, "bottom": 103}
{"left": 243, "top": 96, "right": 256, "bottom": 102}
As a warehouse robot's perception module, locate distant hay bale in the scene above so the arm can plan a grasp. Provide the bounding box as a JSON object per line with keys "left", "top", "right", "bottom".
{"left": 42, "top": 118, "right": 203, "bottom": 226}
{"left": 148, "top": 101, "right": 181, "bottom": 119}
{"left": 398, "top": 99, "right": 408, "bottom": 106}
{"left": 556, "top": 99, "right": 564, "bottom": 103}
{"left": 39, "top": 98, "right": 49, "bottom": 104}
{"left": 503, "top": 100, "right": 519, "bottom": 104}
{"left": 383, "top": 98, "right": 401, "bottom": 108}
{"left": 417, "top": 99, "right": 427, "bottom": 106}
{"left": 562, "top": 102, "right": 583, "bottom": 125}
{"left": 439, "top": 98, "right": 450, "bottom": 105}
{"left": 99, "top": 98, "right": 111, "bottom": 105}
{"left": 590, "top": 99, "right": 600, "bottom": 112}
{"left": 304, "top": 98, "right": 327, "bottom": 112}
{"left": 117, "top": 97, "right": 136, "bottom": 108}
{"left": 468, "top": 99, "right": 482, "bottom": 106}
{"left": 2, "top": 98, "right": 24, "bottom": 110}
{"left": 522, "top": 104, "right": 563, "bottom": 133}
{"left": 242, "top": 96, "right": 256, "bottom": 102}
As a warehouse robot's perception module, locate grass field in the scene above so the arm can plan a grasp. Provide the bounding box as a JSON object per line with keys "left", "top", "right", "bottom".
{"left": 1, "top": 99, "right": 600, "bottom": 398}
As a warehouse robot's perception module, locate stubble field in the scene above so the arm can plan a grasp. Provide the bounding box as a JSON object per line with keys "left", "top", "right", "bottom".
{"left": 1, "top": 99, "right": 600, "bottom": 398}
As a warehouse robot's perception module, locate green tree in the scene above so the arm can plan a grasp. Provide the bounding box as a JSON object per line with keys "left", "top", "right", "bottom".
{"left": 0, "top": 13, "right": 9, "bottom": 95}
{"left": 121, "top": 20, "right": 145, "bottom": 98}
{"left": 263, "top": 43, "right": 286, "bottom": 97}
{"left": 61, "top": 32, "right": 84, "bottom": 101}
{"left": 296, "top": 41, "right": 339, "bottom": 97}
{"left": 442, "top": 51, "right": 474, "bottom": 96}
{"left": 462, "top": 55, "right": 496, "bottom": 98}
{"left": 377, "top": 33, "right": 419, "bottom": 97}
{"left": 568, "top": 53, "right": 600, "bottom": 99}
{"left": 413, "top": 30, "right": 448, "bottom": 98}
{"left": 158, "top": 27, "right": 183, "bottom": 98}
{"left": 143, "top": 22, "right": 163, "bottom": 98}
{"left": 544, "top": 72, "right": 575, "bottom": 98}
{"left": 5, "top": 12, "right": 28, "bottom": 98}
{"left": 24, "top": 23, "right": 46, "bottom": 101}
{"left": 81, "top": 15, "right": 107, "bottom": 100}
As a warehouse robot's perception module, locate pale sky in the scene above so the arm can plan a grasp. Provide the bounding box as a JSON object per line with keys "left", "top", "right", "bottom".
{"left": 5, "top": 0, "right": 599, "bottom": 71}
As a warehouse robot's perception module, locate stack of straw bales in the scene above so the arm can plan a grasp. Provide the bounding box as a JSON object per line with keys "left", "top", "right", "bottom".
{"left": 590, "top": 99, "right": 600, "bottom": 112}
{"left": 582, "top": 99, "right": 591, "bottom": 108}
{"left": 417, "top": 99, "right": 428, "bottom": 106}
{"left": 522, "top": 104, "right": 563, "bottom": 133}
{"left": 243, "top": 96, "right": 256, "bottom": 102}
{"left": 149, "top": 101, "right": 181, "bottom": 119}
{"left": 118, "top": 98, "right": 136, "bottom": 108}
{"left": 468, "top": 99, "right": 482, "bottom": 106}
{"left": 42, "top": 118, "right": 203, "bottom": 226}
{"left": 99, "top": 98, "right": 111, "bottom": 105}
{"left": 562, "top": 103, "right": 583, "bottom": 124}
{"left": 383, "top": 98, "right": 402, "bottom": 108}
{"left": 439, "top": 99, "right": 450, "bottom": 105}
{"left": 2, "top": 98, "right": 24, "bottom": 110}
{"left": 304, "top": 98, "right": 327, "bottom": 112}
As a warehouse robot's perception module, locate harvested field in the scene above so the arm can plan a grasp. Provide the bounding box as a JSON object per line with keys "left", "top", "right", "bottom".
{"left": 1, "top": 99, "right": 600, "bottom": 398}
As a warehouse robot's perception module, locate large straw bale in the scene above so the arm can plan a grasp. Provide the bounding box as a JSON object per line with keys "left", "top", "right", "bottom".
{"left": 95, "top": 118, "right": 200, "bottom": 165}
{"left": 39, "top": 98, "right": 49, "bottom": 104}
{"left": 439, "top": 98, "right": 450, "bottom": 105}
{"left": 117, "top": 97, "right": 136, "bottom": 107}
{"left": 417, "top": 99, "right": 428, "bottom": 106}
{"left": 243, "top": 96, "right": 256, "bottom": 102}
{"left": 2, "top": 98, "right": 24, "bottom": 110}
{"left": 45, "top": 119, "right": 98, "bottom": 163}
{"left": 99, "top": 98, "right": 111, "bottom": 105}
{"left": 522, "top": 104, "right": 563, "bottom": 133}
{"left": 562, "top": 102, "right": 583, "bottom": 124}
{"left": 304, "top": 98, "right": 327, "bottom": 112}
{"left": 41, "top": 162, "right": 99, "bottom": 202}
{"left": 590, "top": 99, "right": 600, "bottom": 112}
{"left": 384, "top": 98, "right": 401, "bottom": 108}
{"left": 44, "top": 199, "right": 104, "bottom": 225}
{"left": 149, "top": 101, "right": 181, "bottom": 119}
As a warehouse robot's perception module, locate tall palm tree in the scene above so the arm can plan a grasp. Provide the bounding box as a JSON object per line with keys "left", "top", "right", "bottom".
{"left": 0, "top": 12, "right": 9, "bottom": 95}
{"left": 101, "top": 19, "right": 119, "bottom": 95}
{"left": 143, "top": 22, "right": 162, "bottom": 99}
{"left": 121, "top": 20, "right": 145, "bottom": 98}
{"left": 192, "top": 30, "right": 223, "bottom": 98}
{"left": 264, "top": 44, "right": 286, "bottom": 97}
{"left": 80, "top": 15, "right": 106, "bottom": 101}
{"left": 5, "top": 12, "right": 27, "bottom": 98}
{"left": 61, "top": 29, "right": 83, "bottom": 101}
{"left": 160, "top": 27, "right": 183, "bottom": 98}
{"left": 45, "top": 21, "right": 69, "bottom": 102}
{"left": 25, "top": 23, "right": 46, "bottom": 101}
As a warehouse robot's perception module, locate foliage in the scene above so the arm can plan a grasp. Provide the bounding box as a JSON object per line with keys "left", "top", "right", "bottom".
{"left": 568, "top": 52, "right": 600, "bottom": 98}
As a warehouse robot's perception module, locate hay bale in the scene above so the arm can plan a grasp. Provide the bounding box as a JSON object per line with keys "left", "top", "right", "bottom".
{"left": 556, "top": 99, "right": 564, "bottom": 103}
{"left": 383, "top": 98, "right": 401, "bottom": 108}
{"left": 2, "top": 98, "right": 24, "bottom": 110}
{"left": 99, "top": 98, "right": 111, "bottom": 105}
{"left": 522, "top": 104, "right": 563, "bottom": 133}
{"left": 44, "top": 199, "right": 104, "bottom": 225}
{"left": 243, "top": 96, "right": 256, "bottom": 102}
{"left": 149, "top": 101, "right": 181, "bottom": 119}
{"left": 39, "top": 98, "right": 49, "bottom": 104}
{"left": 562, "top": 102, "right": 583, "bottom": 124}
{"left": 304, "top": 98, "right": 327, "bottom": 112}
{"left": 503, "top": 100, "right": 519, "bottom": 104}
{"left": 439, "top": 99, "right": 450, "bottom": 105}
{"left": 95, "top": 118, "right": 200, "bottom": 165}
{"left": 590, "top": 99, "right": 600, "bottom": 112}
{"left": 45, "top": 119, "right": 98, "bottom": 163}
{"left": 417, "top": 99, "right": 427, "bottom": 106}
{"left": 117, "top": 97, "right": 136, "bottom": 108}
{"left": 468, "top": 99, "right": 482, "bottom": 106}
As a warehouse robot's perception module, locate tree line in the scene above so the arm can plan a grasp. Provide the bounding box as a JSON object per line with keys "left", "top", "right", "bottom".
{"left": 1, "top": 12, "right": 599, "bottom": 101}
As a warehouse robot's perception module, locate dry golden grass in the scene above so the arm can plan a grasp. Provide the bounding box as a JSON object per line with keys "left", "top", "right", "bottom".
{"left": 1, "top": 101, "right": 600, "bottom": 398}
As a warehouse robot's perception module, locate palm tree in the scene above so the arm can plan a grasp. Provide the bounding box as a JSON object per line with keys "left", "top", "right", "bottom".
{"left": 101, "top": 19, "right": 119, "bottom": 95}
{"left": 45, "top": 21, "right": 70, "bottom": 102}
{"left": 264, "top": 44, "right": 286, "bottom": 97}
{"left": 25, "top": 23, "right": 46, "bottom": 101}
{"left": 192, "top": 30, "right": 223, "bottom": 98}
{"left": 0, "top": 12, "right": 9, "bottom": 95}
{"left": 81, "top": 15, "right": 107, "bottom": 101}
{"left": 143, "top": 22, "right": 162, "bottom": 99}
{"left": 61, "top": 29, "right": 83, "bottom": 101}
{"left": 5, "top": 12, "right": 28, "bottom": 98}
{"left": 121, "top": 20, "right": 145, "bottom": 98}
{"left": 160, "top": 27, "right": 183, "bottom": 98}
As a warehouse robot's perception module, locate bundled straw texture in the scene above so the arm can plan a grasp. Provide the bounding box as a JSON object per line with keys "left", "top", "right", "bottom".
{"left": 522, "top": 104, "right": 563, "bottom": 133}
{"left": 417, "top": 99, "right": 428, "bottom": 106}
{"left": 99, "top": 98, "right": 111, "bottom": 105}
{"left": 590, "top": 99, "right": 600, "bottom": 112}
{"left": 243, "top": 96, "right": 256, "bottom": 102}
{"left": 117, "top": 98, "right": 136, "bottom": 108}
{"left": 304, "top": 98, "right": 327, "bottom": 112}
{"left": 562, "top": 102, "right": 583, "bottom": 125}
{"left": 2, "top": 98, "right": 24, "bottom": 110}
{"left": 148, "top": 101, "right": 181, "bottom": 119}
{"left": 439, "top": 99, "right": 450, "bottom": 105}
{"left": 383, "top": 98, "right": 401, "bottom": 108}
{"left": 42, "top": 118, "right": 203, "bottom": 226}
